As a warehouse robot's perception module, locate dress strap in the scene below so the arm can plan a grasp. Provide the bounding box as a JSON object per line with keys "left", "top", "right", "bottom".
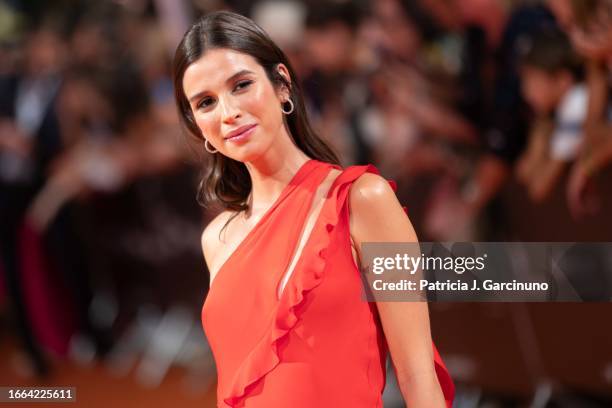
{"left": 325, "top": 163, "right": 407, "bottom": 220}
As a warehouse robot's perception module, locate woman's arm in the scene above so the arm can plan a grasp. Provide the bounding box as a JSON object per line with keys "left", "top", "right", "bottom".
{"left": 349, "top": 173, "right": 446, "bottom": 408}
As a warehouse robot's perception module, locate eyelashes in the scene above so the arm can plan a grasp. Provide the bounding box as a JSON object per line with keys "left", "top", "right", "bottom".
{"left": 196, "top": 79, "right": 254, "bottom": 110}
{"left": 198, "top": 96, "right": 215, "bottom": 109}
{"left": 234, "top": 79, "right": 253, "bottom": 91}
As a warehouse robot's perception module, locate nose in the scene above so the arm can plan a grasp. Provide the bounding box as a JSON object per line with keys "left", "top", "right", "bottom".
{"left": 219, "top": 96, "right": 241, "bottom": 124}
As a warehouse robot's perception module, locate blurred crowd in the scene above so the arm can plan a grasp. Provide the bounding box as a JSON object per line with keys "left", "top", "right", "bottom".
{"left": 0, "top": 0, "right": 611, "bottom": 405}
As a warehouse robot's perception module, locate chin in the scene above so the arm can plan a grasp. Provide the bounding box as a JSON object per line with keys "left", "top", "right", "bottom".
{"left": 225, "top": 144, "right": 268, "bottom": 164}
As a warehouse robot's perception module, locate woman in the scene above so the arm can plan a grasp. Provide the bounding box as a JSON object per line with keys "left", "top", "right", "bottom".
{"left": 173, "top": 11, "right": 454, "bottom": 407}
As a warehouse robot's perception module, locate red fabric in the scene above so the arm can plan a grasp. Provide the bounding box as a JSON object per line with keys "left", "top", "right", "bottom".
{"left": 18, "top": 219, "right": 76, "bottom": 356}
{"left": 202, "top": 159, "right": 454, "bottom": 407}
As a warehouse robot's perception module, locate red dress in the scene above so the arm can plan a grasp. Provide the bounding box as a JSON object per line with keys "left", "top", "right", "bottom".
{"left": 202, "top": 159, "right": 454, "bottom": 407}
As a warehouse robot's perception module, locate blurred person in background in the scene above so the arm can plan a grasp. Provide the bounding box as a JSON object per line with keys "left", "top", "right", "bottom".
{"left": 423, "top": 1, "right": 559, "bottom": 240}
{"left": 0, "top": 20, "right": 67, "bottom": 376}
{"left": 301, "top": 1, "right": 372, "bottom": 165}
{"left": 359, "top": 0, "right": 478, "bottom": 181}
{"left": 516, "top": 28, "right": 586, "bottom": 203}
{"left": 1, "top": 6, "right": 152, "bottom": 373}
{"left": 24, "top": 10, "right": 154, "bottom": 357}
{"left": 563, "top": 0, "right": 612, "bottom": 218}
{"left": 358, "top": 0, "right": 437, "bottom": 179}
{"left": 174, "top": 11, "right": 454, "bottom": 407}
{"left": 0, "top": 4, "right": 201, "bottom": 377}
{"left": 28, "top": 3, "right": 203, "bottom": 347}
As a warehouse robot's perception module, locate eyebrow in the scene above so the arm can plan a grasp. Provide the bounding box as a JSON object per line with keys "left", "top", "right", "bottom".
{"left": 188, "top": 69, "right": 255, "bottom": 103}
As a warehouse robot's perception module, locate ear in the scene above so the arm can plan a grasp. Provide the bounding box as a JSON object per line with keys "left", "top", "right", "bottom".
{"left": 275, "top": 63, "right": 292, "bottom": 101}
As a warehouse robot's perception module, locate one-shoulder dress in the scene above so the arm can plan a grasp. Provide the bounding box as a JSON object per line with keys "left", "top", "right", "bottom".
{"left": 202, "top": 159, "right": 454, "bottom": 407}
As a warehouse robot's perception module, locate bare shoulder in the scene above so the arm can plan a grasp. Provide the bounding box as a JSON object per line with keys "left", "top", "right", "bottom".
{"left": 348, "top": 172, "right": 417, "bottom": 243}
{"left": 201, "top": 210, "right": 234, "bottom": 270}
{"left": 349, "top": 172, "right": 398, "bottom": 210}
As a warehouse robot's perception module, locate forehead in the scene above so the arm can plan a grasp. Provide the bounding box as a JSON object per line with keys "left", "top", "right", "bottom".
{"left": 522, "top": 65, "right": 550, "bottom": 79}
{"left": 182, "top": 48, "right": 263, "bottom": 95}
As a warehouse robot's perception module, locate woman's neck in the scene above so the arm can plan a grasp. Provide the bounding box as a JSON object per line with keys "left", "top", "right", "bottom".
{"left": 243, "top": 140, "right": 311, "bottom": 216}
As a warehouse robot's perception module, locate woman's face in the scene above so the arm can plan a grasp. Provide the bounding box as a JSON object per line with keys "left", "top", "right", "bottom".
{"left": 182, "top": 48, "right": 289, "bottom": 162}
{"left": 521, "top": 67, "right": 565, "bottom": 115}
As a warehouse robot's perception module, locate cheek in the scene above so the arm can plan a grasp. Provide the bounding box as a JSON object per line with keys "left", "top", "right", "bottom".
{"left": 193, "top": 112, "right": 217, "bottom": 137}
{"left": 247, "top": 84, "right": 283, "bottom": 129}
{"left": 522, "top": 78, "right": 551, "bottom": 112}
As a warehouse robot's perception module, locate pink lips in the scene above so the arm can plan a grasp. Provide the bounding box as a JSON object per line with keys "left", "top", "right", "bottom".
{"left": 224, "top": 124, "right": 257, "bottom": 143}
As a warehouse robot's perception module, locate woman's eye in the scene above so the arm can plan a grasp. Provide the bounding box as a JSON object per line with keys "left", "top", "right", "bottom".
{"left": 197, "top": 97, "right": 215, "bottom": 109}
{"left": 233, "top": 80, "right": 253, "bottom": 92}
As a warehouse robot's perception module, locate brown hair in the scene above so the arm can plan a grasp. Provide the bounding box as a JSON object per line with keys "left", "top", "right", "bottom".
{"left": 520, "top": 28, "right": 582, "bottom": 77}
{"left": 172, "top": 11, "right": 340, "bottom": 213}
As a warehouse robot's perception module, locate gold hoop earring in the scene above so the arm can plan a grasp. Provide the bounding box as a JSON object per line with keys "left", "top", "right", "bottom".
{"left": 204, "top": 138, "right": 218, "bottom": 153}
{"left": 281, "top": 99, "right": 294, "bottom": 115}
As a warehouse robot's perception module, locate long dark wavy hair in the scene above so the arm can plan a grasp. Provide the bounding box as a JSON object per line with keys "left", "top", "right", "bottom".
{"left": 172, "top": 11, "right": 341, "bottom": 213}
